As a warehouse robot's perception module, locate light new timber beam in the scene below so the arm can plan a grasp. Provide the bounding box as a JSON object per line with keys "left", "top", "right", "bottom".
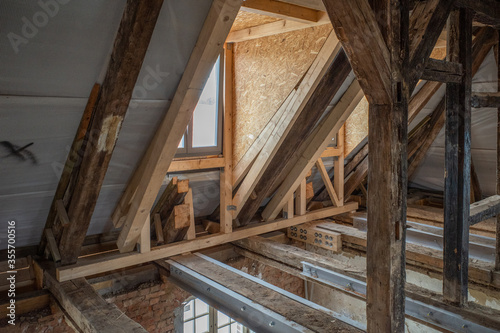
{"left": 44, "top": 272, "right": 147, "bottom": 333}
{"left": 115, "top": 0, "right": 242, "bottom": 252}
{"left": 241, "top": 0, "right": 323, "bottom": 23}
{"left": 56, "top": 202, "right": 357, "bottom": 282}
{"left": 262, "top": 80, "right": 363, "bottom": 221}
{"left": 56, "top": 0, "right": 164, "bottom": 265}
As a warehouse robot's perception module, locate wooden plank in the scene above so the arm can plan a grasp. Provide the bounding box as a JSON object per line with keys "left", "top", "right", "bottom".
{"left": 497, "top": 32, "right": 500, "bottom": 271}
{"left": 153, "top": 213, "right": 164, "bottom": 245}
{"left": 56, "top": 0, "right": 164, "bottom": 265}
{"left": 277, "top": 0, "right": 325, "bottom": 11}
{"left": 295, "top": 178, "right": 307, "bottom": 216}
{"left": 240, "top": 0, "right": 322, "bottom": 23}
{"left": 0, "top": 290, "right": 50, "bottom": 318}
{"left": 171, "top": 254, "right": 361, "bottom": 332}
{"left": 287, "top": 223, "right": 342, "bottom": 252}
{"left": 469, "top": 195, "right": 500, "bottom": 225}
{"left": 315, "top": 158, "right": 340, "bottom": 206}
{"left": 320, "top": 147, "right": 342, "bottom": 157}
{"left": 138, "top": 216, "right": 150, "bottom": 254}
{"left": 115, "top": 0, "right": 241, "bottom": 253}
{"left": 163, "top": 204, "right": 191, "bottom": 244}
{"left": 55, "top": 199, "right": 70, "bottom": 227}
{"left": 408, "top": 0, "right": 455, "bottom": 89}
{"left": 471, "top": 92, "right": 500, "bottom": 108}
{"left": 45, "top": 229, "right": 61, "bottom": 263}
{"left": 220, "top": 44, "right": 234, "bottom": 234}
{"left": 226, "top": 12, "right": 330, "bottom": 43}
{"left": 260, "top": 79, "right": 363, "bottom": 221}
{"left": 56, "top": 203, "right": 357, "bottom": 281}
{"left": 184, "top": 189, "right": 196, "bottom": 240}
{"left": 233, "top": 32, "right": 342, "bottom": 220}
{"left": 334, "top": 125, "right": 344, "bottom": 205}
{"left": 167, "top": 157, "right": 224, "bottom": 173}
{"left": 283, "top": 195, "right": 294, "bottom": 219}
{"left": 44, "top": 272, "right": 147, "bottom": 333}
{"left": 443, "top": 8, "right": 472, "bottom": 305}
{"left": 323, "top": 0, "right": 391, "bottom": 104}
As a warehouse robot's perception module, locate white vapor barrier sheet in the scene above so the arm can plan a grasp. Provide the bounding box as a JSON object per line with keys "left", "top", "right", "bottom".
{"left": 0, "top": 0, "right": 214, "bottom": 249}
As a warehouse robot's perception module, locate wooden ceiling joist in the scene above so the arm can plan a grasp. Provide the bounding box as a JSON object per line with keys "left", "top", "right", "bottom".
{"left": 114, "top": 0, "right": 242, "bottom": 253}
{"left": 42, "top": 0, "right": 165, "bottom": 265}
{"left": 56, "top": 203, "right": 357, "bottom": 282}
{"left": 44, "top": 272, "right": 148, "bottom": 333}
{"left": 241, "top": 0, "right": 323, "bottom": 23}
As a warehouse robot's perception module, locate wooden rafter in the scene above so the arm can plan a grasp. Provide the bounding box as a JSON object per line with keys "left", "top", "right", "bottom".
{"left": 241, "top": 0, "right": 323, "bottom": 23}
{"left": 52, "top": 0, "right": 164, "bottom": 265}
{"left": 323, "top": 0, "right": 392, "bottom": 104}
{"left": 114, "top": 0, "right": 242, "bottom": 253}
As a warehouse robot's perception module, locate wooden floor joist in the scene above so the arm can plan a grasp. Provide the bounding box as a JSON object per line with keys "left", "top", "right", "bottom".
{"left": 44, "top": 272, "right": 147, "bottom": 333}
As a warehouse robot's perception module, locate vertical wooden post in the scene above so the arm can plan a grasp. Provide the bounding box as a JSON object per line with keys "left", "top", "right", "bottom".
{"left": 283, "top": 196, "right": 294, "bottom": 219}
{"left": 366, "top": 1, "right": 408, "bottom": 332}
{"left": 184, "top": 189, "right": 196, "bottom": 240}
{"left": 334, "top": 125, "right": 345, "bottom": 206}
{"left": 220, "top": 44, "right": 234, "bottom": 233}
{"left": 443, "top": 8, "right": 472, "bottom": 305}
{"left": 138, "top": 215, "right": 150, "bottom": 253}
{"left": 496, "top": 32, "right": 500, "bottom": 271}
{"left": 295, "top": 178, "right": 307, "bottom": 216}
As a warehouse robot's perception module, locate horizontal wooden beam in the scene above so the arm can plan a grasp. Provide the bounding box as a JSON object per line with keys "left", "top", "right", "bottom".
{"left": 241, "top": 0, "right": 322, "bottom": 23}
{"left": 56, "top": 202, "right": 357, "bottom": 281}
{"left": 469, "top": 195, "right": 500, "bottom": 225}
{"left": 44, "top": 272, "right": 147, "bottom": 332}
{"left": 226, "top": 12, "right": 330, "bottom": 43}
{"left": 168, "top": 157, "right": 224, "bottom": 172}
{"left": 421, "top": 58, "right": 463, "bottom": 83}
{"left": 471, "top": 92, "right": 500, "bottom": 108}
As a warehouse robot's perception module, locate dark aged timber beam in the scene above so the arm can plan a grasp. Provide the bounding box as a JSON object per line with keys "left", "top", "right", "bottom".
{"left": 497, "top": 33, "right": 500, "bottom": 271}
{"left": 324, "top": 0, "right": 409, "bottom": 331}
{"left": 443, "top": 7, "right": 472, "bottom": 305}
{"left": 55, "top": 0, "right": 164, "bottom": 265}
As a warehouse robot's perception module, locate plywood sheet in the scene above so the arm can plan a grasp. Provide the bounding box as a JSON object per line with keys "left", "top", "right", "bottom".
{"left": 231, "top": 11, "right": 280, "bottom": 32}
{"left": 233, "top": 24, "right": 333, "bottom": 163}
{"left": 344, "top": 97, "right": 369, "bottom": 157}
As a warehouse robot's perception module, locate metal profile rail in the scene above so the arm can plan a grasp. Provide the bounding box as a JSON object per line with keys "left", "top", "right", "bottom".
{"left": 301, "top": 262, "right": 499, "bottom": 333}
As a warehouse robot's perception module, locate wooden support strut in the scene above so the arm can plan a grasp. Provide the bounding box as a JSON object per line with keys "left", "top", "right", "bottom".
{"left": 443, "top": 8, "right": 472, "bottom": 306}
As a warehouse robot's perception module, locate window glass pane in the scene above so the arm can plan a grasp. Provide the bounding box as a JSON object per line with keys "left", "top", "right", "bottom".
{"left": 218, "top": 326, "right": 230, "bottom": 333}
{"left": 192, "top": 58, "right": 219, "bottom": 148}
{"left": 183, "top": 320, "right": 194, "bottom": 333}
{"left": 184, "top": 300, "right": 194, "bottom": 320}
{"left": 195, "top": 299, "right": 209, "bottom": 316}
{"left": 231, "top": 322, "right": 240, "bottom": 332}
{"left": 178, "top": 134, "right": 185, "bottom": 148}
{"left": 217, "top": 311, "right": 230, "bottom": 327}
{"left": 195, "top": 315, "right": 210, "bottom": 333}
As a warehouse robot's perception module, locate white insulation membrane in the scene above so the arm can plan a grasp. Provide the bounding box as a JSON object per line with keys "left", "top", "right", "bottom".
{"left": 0, "top": 0, "right": 214, "bottom": 249}
{"left": 410, "top": 49, "right": 499, "bottom": 195}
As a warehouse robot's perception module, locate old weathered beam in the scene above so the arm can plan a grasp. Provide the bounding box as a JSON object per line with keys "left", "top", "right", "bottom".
{"left": 163, "top": 204, "right": 191, "bottom": 244}
{"left": 114, "top": 0, "right": 241, "bottom": 253}
{"left": 44, "top": 272, "right": 147, "bottom": 333}
{"left": 324, "top": 0, "right": 391, "bottom": 104}
{"left": 469, "top": 195, "right": 500, "bottom": 225}
{"left": 56, "top": 0, "right": 164, "bottom": 265}
{"left": 497, "top": 31, "right": 500, "bottom": 271}
{"left": 471, "top": 92, "right": 500, "bottom": 108}
{"left": 443, "top": 8, "right": 472, "bottom": 305}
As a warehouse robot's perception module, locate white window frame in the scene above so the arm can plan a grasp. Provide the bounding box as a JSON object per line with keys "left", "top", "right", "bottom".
{"left": 176, "top": 53, "right": 224, "bottom": 158}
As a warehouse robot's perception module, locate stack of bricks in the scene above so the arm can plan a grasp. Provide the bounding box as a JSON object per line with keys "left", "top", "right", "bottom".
{"left": 107, "top": 280, "right": 191, "bottom": 333}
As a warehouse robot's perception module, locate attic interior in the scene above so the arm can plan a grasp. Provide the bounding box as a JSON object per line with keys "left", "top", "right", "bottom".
{"left": 2, "top": 0, "right": 500, "bottom": 332}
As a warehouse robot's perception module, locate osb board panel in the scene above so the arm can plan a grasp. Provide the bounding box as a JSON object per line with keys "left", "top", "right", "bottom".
{"left": 231, "top": 11, "right": 280, "bottom": 32}
{"left": 345, "top": 97, "right": 369, "bottom": 157}
{"left": 233, "top": 24, "right": 333, "bottom": 163}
